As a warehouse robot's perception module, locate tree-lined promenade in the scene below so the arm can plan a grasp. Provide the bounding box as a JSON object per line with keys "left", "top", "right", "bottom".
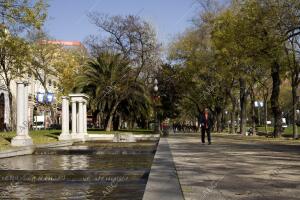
{"left": 1, "top": 1, "right": 300, "bottom": 200}
{"left": 1, "top": 0, "right": 300, "bottom": 141}
{"left": 168, "top": 0, "right": 300, "bottom": 139}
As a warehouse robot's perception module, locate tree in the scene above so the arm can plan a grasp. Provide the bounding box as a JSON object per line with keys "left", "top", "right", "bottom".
{"left": 55, "top": 46, "right": 87, "bottom": 96}
{"left": 168, "top": 22, "right": 229, "bottom": 132}
{"left": 211, "top": 0, "right": 293, "bottom": 137}
{"left": 156, "top": 64, "right": 183, "bottom": 120}
{"left": 278, "top": 0, "right": 300, "bottom": 139}
{"left": 0, "top": 0, "right": 47, "bottom": 129}
{"left": 27, "top": 31, "right": 62, "bottom": 124}
{"left": 236, "top": 0, "right": 294, "bottom": 137}
{"left": 0, "top": 31, "right": 29, "bottom": 128}
{"left": 87, "top": 13, "right": 161, "bottom": 82}
{"left": 76, "top": 52, "right": 150, "bottom": 131}
{"left": 0, "top": 0, "right": 47, "bottom": 32}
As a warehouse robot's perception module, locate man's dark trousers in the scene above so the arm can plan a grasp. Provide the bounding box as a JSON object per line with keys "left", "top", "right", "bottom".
{"left": 201, "top": 127, "right": 211, "bottom": 144}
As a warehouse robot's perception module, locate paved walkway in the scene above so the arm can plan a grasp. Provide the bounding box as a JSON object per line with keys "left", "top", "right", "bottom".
{"left": 168, "top": 134, "right": 300, "bottom": 200}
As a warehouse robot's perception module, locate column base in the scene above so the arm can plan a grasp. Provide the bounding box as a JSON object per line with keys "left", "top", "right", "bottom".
{"left": 11, "top": 135, "right": 33, "bottom": 147}
{"left": 58, "top": 133, "right": 72, "bottom": 141}
{"left": 71, "top": 133, "right": 89, "bottom": 141}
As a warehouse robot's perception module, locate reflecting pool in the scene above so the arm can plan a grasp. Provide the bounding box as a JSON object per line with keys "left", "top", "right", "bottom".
{"left": 0, "top": 141, "right": 157, "bottom": 199}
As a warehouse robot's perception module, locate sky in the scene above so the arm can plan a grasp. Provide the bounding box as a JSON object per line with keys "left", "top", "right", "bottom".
{"left": 45, "top": 0, "right": 201, "bottom": 46}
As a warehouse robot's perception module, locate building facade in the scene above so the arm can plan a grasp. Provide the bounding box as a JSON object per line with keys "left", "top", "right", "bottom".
{"left": 0, "top": 84, "right": 10, "bottom": 131}
{"left": 0, "top": 40, "right": 84, "bottom": 131}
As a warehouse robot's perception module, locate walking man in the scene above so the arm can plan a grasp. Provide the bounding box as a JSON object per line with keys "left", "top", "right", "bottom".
{"left": 200, "top": 108, "right": 213, "bottom": 145}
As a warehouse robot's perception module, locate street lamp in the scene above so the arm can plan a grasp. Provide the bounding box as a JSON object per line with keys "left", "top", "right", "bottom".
{"left": 153, "top": 79, "right": 159, "bottom": 134}
{"left": 225, "top": 111, "right": 230, "bottom": 133}
{"left": 35, "top": 92, "right": 55, "bottom": 130}
{"left": 154, "top": 79, "right": 158, "bottom": 92}
{"left": 296, "top": 110, "right": 300, "bottom": 138}
{"left": 254, "top": 101, "right": 264, "bottom": 126}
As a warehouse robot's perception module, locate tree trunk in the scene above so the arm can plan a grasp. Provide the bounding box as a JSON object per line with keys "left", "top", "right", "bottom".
{"left": 105, "top": 102, "right": 119, "bottom": 132}
{"left": 216, "top": 107, "right": 222, "bottom": 133}
{"left": 112, "top": 114, "right": 120, "bottom": 131}
{"left": 250, "top": 90, "right": 256, "bottom": 135}
{"left": 271, "top": 61, "right": 282, "bottom": 137}
{"left": 221, "top": 111, "right": 225, "bottom": 132}
{"left": 230, "top": 96, "right": 236, "bottom": 134}
{"left": 239, "top": 78, "right": 247, "bottom": 135}
{"left": 8, "top": 89, "right": 15, "bottom": 130}
{"left": 264, "top": 97, "right": 268, "bottom": 134}
{"left": 292, "top": 83, "right": 299, "bottom": 139}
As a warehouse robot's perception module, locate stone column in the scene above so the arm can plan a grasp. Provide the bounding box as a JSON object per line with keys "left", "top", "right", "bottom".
{"left": 83, "top": 102, "right": 87, "bottom": 135}
{"left": 71, "top": 100, "right": 77, "bottom": 138}
{"left": 17, "top": 82, "right": 25, "bottom": 136}
{"left": 24, "top": 83, "right": 29, "bottom": 135}
{"left": 59, "top": 96, "right": 71, "bottom": 140}
{"left": 11, "top": 82, "right": 33, "bottom": 146}
{"left": 78, "top": 101, "right": 84, "bottom": 135}
{"left": 76, "top": 103, "right": 79, "bottom": 135}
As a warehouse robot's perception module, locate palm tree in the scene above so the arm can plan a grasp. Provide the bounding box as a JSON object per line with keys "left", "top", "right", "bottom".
{"left": 117, "top": 80, "right": 151, "bottom": 129}
{"left": 76, "top": 52, "right": 150, "bottom": 131}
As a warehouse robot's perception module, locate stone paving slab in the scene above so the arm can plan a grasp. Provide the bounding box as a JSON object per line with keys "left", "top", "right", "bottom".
{"left": 168, "top": 135, "right": 300, "bottom": 200}
{"left": 143, "top": 138, "right": 184, "bottom": 200}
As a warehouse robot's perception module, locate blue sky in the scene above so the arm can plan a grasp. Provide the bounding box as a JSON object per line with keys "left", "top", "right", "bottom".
{"left": 45, "top": 0, "right": 201, "bottom": 45}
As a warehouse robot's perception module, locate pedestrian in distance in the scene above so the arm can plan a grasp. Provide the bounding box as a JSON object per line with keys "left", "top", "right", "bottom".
{"left": 200, "top": 108, "right": 214, "bottom": 145}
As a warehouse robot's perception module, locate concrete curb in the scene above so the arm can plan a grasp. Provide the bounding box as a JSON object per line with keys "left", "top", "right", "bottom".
{"left": 36, "top": 141, "right": 74, "bottom": 148}
{"left": 0, "top": 134, "right": 160, "bottom": 159}
{"left": 0, "top": 141, "right": 74, "bottom": 159}
{"left": 0, "top": 146, "right": 35, "bottom": 158}
{"left": 87, "top": 133, "right": 160, "bottom": 142}
{"left": 143, "top": 138, "right": 184, "bottom": 200}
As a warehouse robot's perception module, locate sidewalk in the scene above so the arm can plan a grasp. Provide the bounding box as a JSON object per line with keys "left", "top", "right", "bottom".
{"left": 168, "top": 135, "right": 300, "bottom": 200}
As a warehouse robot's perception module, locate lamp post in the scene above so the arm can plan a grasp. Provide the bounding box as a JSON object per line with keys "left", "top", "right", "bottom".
{"left": 255, "top": 101, "right": 264, "bottom": 126}
{"left": 153, "top": 79, "right": 159, "bottom": 134}
{"left": 36, "top": 92, "right": 55, "bottom": 129}
{"left": 225, "top": 111, "right": 230, "bottom": 133}
{"left": 296, "top": 109, "right": 299, "bottom": 139}
{"left": 294, "top": 86, "right": 300, "bottom": 139}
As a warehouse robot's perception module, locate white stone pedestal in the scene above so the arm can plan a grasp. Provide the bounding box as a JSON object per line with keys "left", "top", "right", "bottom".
{"left": 11, "top": 82, "right": 33, "bottom": 147}
{"left": 59, "top": 96, "right": 72, "bottom": 141}
{"left": 11, "top": 135, "right": 33, "bottom": 146}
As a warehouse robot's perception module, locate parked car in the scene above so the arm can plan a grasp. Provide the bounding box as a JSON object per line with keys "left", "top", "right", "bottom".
{"left": 282, "top": 118, "right": 288, "bottom": 129}
{"left": 48, "top": 124, "right": 61, "bottom": 130}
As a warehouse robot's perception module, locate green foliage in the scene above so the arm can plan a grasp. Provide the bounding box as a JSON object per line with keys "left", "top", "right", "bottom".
{"left": 76, "top": 52, "right": 151, "bottom": 131}
{"left": 0, "top": 0, "right": 48, "bottom": 32}
{"left": 156, "top": 64, "right": 183, "bottom": 120}
{"left": 167, "top": 0, "right": 300, "bottom": 137}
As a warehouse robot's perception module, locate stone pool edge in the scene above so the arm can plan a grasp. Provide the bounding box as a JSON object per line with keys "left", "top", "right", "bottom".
{"left": 0, "top": 146, "right": 35, "bottom": 159}
{"left": 0, "top": 141, "right": 74, "bottom": 159}
{"left": 0, "top": 134, "right": 160, "bottom": 159}
{"left": 143, "top": 138, "right": 184, "bottom": 200}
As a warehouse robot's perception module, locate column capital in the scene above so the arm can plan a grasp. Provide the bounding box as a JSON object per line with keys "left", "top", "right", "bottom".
{"left": 24, "top": 81, "right": 30, "bottom": 86}
{"left": 62, "top": 96, "right": 70, "bottom": 100}
{"left": 16, "top": 81, "right": 25, "bottom": 85}
{"left": 16, "top": 80, "right": 30, "bottom": 86}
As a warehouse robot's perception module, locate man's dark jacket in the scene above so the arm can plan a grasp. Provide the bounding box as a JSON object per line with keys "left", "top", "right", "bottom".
{"left": 199, "top": 112, "right": 214, "bottom": 130}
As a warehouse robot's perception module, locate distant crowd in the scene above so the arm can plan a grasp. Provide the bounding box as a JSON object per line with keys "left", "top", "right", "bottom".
{"left": 172, "top": 123, "right": 198, "bottom": 133}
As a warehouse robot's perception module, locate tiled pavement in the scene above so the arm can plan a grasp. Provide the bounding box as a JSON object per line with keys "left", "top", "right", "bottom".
{"left": 168, "top": 135, "right": 300, "bottom": 200}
